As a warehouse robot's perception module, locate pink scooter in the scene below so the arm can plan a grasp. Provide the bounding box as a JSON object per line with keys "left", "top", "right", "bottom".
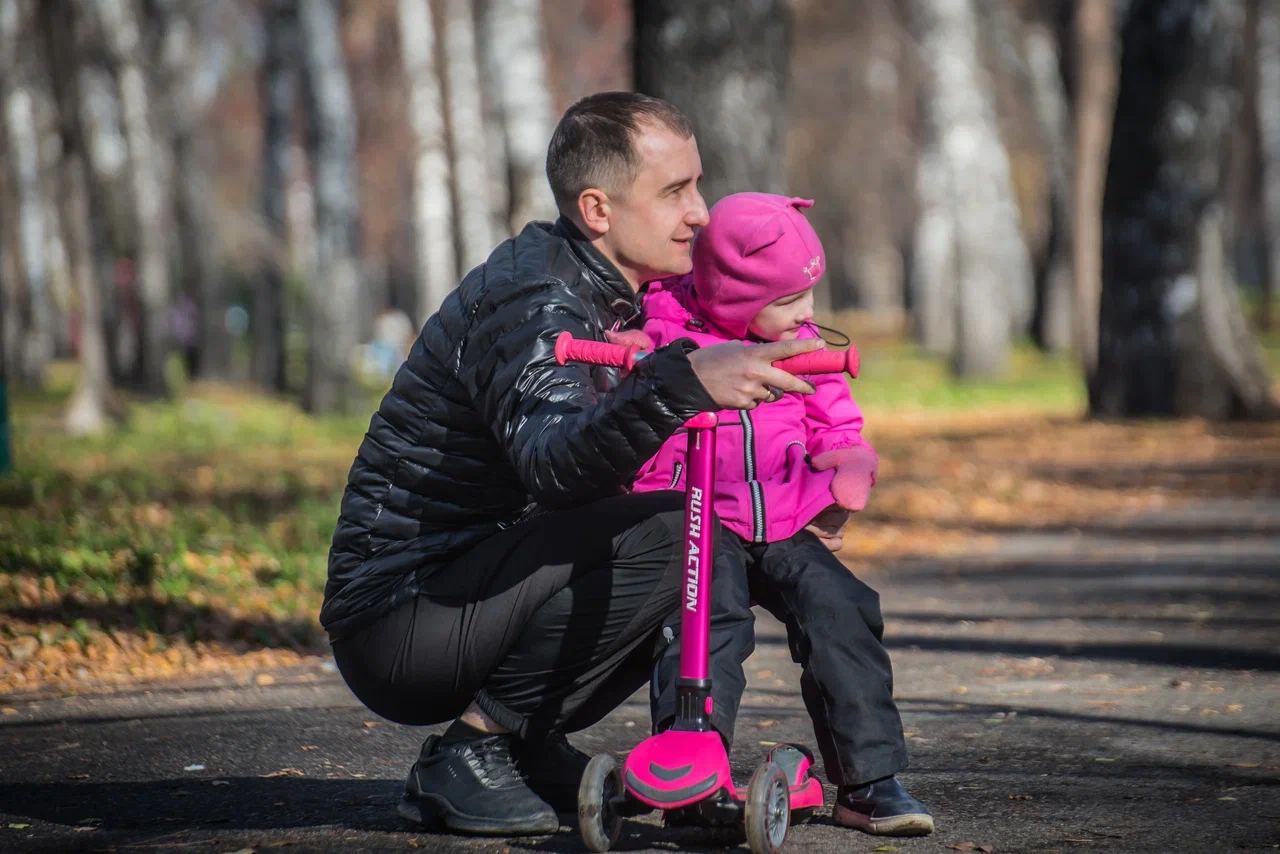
{"left": 554, "top": 332, "right": 860, "bottom": 854}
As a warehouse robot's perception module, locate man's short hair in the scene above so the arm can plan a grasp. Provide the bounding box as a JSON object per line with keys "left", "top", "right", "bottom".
{"left": 545, "top": 91, "right": 694, "bottom": 214}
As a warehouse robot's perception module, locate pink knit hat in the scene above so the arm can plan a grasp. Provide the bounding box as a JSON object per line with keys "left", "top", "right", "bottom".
{"left": 690, "top": 192, "right": 826, "bottom": 339}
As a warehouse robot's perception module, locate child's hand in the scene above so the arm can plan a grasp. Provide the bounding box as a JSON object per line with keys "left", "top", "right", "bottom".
{"left": 811, "top": 445, "right": 878, "bottom": 512}
{"left": 805, "top": 505, "right": 851, "bottom": 552}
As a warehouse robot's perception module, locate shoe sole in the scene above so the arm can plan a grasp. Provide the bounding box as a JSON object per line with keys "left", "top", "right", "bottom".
{"left": 398, "top": 794, "right": 561, "bottom": 837}
{"left": 833, "top": 803, "right": 935, "bottom": 836}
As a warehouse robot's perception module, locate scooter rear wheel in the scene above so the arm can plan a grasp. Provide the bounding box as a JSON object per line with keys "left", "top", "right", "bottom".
{"left": 744, "top": 762, "right": 790, "bottom": 854}
{"left": 578, "top": 754, "right": 623, "bottom": 852}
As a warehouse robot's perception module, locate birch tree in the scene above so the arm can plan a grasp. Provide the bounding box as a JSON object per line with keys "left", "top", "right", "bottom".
{"left": 443, "top": 0, "right": 493, "bottom": 271}
{"left": 484, "top": 0, "right": 556, "bottom": 233}
{"left": 297, "top": 0, "right": 361, "bottom": 414}
{"left": 1, "top": 0, "right": 53, "bottom": 386}
{"left": 399, "top": 0, "right": 456, "bottom": 322}
{"left": 909, "top": 0, "right": 1033, "bottom": 377}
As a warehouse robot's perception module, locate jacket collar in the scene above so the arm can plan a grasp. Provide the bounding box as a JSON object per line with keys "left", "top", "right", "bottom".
{"left": 554, "top": 217, "right": 639, "bottom": 321}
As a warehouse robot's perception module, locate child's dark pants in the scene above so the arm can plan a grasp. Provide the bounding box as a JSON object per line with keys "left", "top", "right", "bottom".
{"left": 651, "top": 529, "right": 909, "bottom": 787}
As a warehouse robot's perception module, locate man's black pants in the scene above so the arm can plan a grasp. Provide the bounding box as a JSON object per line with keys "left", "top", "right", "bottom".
{"left": 652, "top": 529, "right": 909, "bottom": 786}
{"left": 330, "top": 491, "right": 744, "bottom": 742}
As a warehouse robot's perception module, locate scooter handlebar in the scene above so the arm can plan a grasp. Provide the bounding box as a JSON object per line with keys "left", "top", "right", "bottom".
{"left": 554, "top": 331, "right": 638, "bottom": 371}
{"left": 554, "top": 331, "right": 859, "bottom": 377}
{"left": 770, "top": 347, "right": 859, "bottom": 378}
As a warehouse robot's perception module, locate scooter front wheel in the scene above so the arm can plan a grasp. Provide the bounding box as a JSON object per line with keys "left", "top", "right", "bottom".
{"left": 744, "top": 761, "right": 790, "bottom": 854}
{"left": 578, "top": 753, "right": 624, "bottom": 852}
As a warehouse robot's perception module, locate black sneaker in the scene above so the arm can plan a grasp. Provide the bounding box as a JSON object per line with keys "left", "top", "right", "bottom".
{"left": 511, "top": 731, "right": 590, "bottom": 814}
{"left": 397, "top": 734, "right": 561, "bottom": 836}
{"left": 833, "top": 777, "right": 934, "bottom": 836}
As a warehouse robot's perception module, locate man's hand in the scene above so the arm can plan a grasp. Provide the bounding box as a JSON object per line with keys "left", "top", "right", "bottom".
{"left": 805, "top": 504, "right": 851, "bottom": 552}
{"left": 687, "top": 338, "right": 824, "bottom": 410}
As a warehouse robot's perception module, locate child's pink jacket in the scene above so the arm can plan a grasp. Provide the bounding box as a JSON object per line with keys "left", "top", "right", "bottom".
{"left": 630, "top": 277, "right": 878, "bottom": 543}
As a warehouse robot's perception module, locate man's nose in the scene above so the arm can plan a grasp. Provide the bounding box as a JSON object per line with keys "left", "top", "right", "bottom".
{"left": 687, "top": 192, "right": 710, "bottom": 227}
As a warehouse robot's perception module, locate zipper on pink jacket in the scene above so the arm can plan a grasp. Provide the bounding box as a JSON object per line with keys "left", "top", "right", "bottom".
{"left": 739, "top": 408, "right": 766, "bottom": 542}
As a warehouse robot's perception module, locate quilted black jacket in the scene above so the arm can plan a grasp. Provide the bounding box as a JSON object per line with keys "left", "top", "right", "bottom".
{"left": 320, "top": 219, "right": 716, "bottom": 639}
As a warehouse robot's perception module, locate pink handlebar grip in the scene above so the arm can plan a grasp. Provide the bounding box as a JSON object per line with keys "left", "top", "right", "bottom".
{"left": 554, "top": 331, "right": 639, "bottom": 371}
{"left": 773, "top": 346, "right": 860, "bottom": 378}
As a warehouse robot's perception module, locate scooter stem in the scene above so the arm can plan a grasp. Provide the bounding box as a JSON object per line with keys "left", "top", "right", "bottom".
{"left": 673, "top": 411, "right": 718, "bottom": 732}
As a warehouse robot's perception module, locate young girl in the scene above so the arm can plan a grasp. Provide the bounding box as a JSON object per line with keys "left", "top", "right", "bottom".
{"left": 632, "top": 193, "right": 933, "bottom": 837}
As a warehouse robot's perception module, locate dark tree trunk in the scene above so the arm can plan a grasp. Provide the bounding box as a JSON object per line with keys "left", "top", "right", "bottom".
{"left": 255, "top": 0, "right": 296, "bottom": 393}
{"left": 1094, "top": 0, "right": 1278, "bottom": 419}
{"left": 633, "top": 0, "right": 791, "bottom": 206}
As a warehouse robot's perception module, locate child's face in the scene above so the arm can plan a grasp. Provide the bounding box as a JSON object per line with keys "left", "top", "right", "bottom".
{"left": 748, "top": 287, "right": 815, "bottom": 341}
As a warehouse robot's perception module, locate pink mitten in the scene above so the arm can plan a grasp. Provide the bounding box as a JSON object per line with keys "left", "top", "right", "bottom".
{"left": 811, "top": 445, "right": 879, "bottom": 512}
{"left": 604, "top": 328, "right": 655, "bottom": 351}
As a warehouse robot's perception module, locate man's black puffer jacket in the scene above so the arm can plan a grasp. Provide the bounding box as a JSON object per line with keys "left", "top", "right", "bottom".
{"left": 321, "top": 219, "right": 717, "bottom": 639}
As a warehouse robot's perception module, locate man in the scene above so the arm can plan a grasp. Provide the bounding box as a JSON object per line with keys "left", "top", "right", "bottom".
{"left": 322, "top": 92, "right": 821, "bottom": 836}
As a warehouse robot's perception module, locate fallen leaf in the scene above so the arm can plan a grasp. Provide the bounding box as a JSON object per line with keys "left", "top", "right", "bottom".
{"left": 260, "top": 768, "right": 305, "bottom": 778}
{"left": 759, "top": 740, "right": 778, "bottom": 746}
{"left": 758, "top": 720, "right": 777, "bottom": 728}
{"left": 1218, "top": 796, "right": 1237, "bottom": 801}
{"left": 2, "top": 708, "right": 17, "bottom": 715}
{"left": 362, "top": 721, "right": 378, "bottom": 728}
{"left": 1201, "top": 708, "right": 1220, "bottom": 716}
{"left": 255, "top": 674, "right": 276, "bottom": 686}
{"left": 74, "top": 827, "right": 95, "bottom": 832}
{"left": 274, "top": 801, "right": 286, "bottom": 806}
{"left": 1226, "top": 704, "right": 1243, "bottom": 712}
{"left": 947, "top": 845, "right": 976, "bottom": 852}
{"left": 184, "top": 763, "right": 206, "bottom": 772}
{"left": 1009, "top": 794, "right": 1033, "bottom": 800}
{"left": 755, "top": 670, "right": 774, "bottom": 679}
{"left": 8, "top": 824, "right": 30, "bottom": 829}
{"left": 953, "top": 686, "right": 969, "bottom": 694}
{"left": 301, "top": 745, "right": 318, "bottom": 751}
{"left": 67, "top": 774, "right": 90, "bottom": 780}
{"left": 212, "top": 780, "right": 231, "bottom": 786}
{"left": 872, "top": 848, "right": 900, "bottom": 852}
{"left": 1093, "top": 757, "right": 1115, "bottom": 763}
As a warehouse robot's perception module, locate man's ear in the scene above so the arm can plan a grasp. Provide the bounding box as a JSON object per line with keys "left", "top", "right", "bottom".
{"left": 577, "top": 188, "right": 611, "bottom": 236}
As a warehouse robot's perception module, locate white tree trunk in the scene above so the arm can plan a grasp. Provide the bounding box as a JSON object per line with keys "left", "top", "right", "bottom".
{"left": 298, "top": 0, "right": 361, "bottom": 414}
{"left": 477, "top": 0, "right": 510, "bottom": 239}
{"left": 1259, "top": 0, "right": 1280, "bottom": 331}
{"left": 911, "top": 150, "right": 957, "bottom": 356}
{"left": 485, "top": 0, "right": 556, "bottom": 233}
{"left": 399, "top": 0, "right": 457, "bottom": 322}
{"left": 444, "top": 0, "right": 494, "bottom": 271}
{"left": 63, "top": 151, "right": 113, "bottom": 436}
{"left": 0, "top": 0, "right": 53, "bottom": 385}
{"left": 90, "top": 0, "right": 171, "bottom": 396}
{"left": 910, "top": 0, "right": 1032, "bottom": 377}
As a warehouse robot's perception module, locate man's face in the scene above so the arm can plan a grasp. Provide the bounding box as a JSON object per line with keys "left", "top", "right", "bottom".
{"left": 603, "top": 123, "right": 710, "bottom": 285}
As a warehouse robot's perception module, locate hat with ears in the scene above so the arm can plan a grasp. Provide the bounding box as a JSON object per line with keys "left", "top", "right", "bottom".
{"left": 690, "top": 192, "right": 826, "bottom": 339}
